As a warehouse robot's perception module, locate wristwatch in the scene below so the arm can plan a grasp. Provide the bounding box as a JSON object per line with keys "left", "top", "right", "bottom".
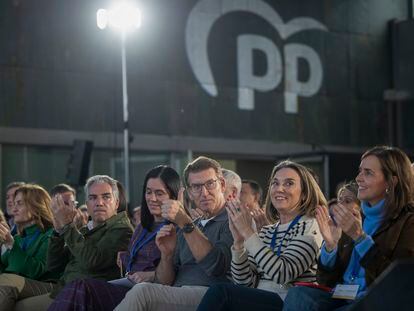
{"left": 182, "top": 222, "right": 195, "bottom": 234}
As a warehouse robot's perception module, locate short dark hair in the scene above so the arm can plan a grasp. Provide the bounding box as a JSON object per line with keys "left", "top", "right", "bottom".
{"left": 50, "top": 183, "right": 76, "bottom": 197}
{"left": 183, "top": 156, "right": 223, "bottom": 188}
{"left": 141, "top": 165, "right": 180, "bottom": 230}
{"left": 242, "top": 179, "right": 263, "bottom": 205}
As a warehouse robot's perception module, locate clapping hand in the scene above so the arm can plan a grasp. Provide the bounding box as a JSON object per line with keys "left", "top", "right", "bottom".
{"left": 330, "top": 201, "right": 363, "bottom": 241}
{"left": 155, "top": 223, "right": 177, "bottom": 257}
{"left": 226, "top": 199, "right": 255, "bottom": 243}
{"left": 0, "top": 222, "right": 14, "bottom": 247}
{"left": 316, "top": 205, "right": 342, "bottom": 252}
{"left": 250, "top": 207, "right": 270, "bottom": 231}
{"left": 51, "top": 194, "right": 76, "bottom": 231}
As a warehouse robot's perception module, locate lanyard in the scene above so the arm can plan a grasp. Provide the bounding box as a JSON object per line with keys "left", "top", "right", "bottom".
{"left": 20, "top": 229, "right": 41, "bottom": 251}
{"left": 270, "top": 215, "right": 302, "bottom": 256}
{"left": 126, "top": 222, "right": 166, "bottom": 273}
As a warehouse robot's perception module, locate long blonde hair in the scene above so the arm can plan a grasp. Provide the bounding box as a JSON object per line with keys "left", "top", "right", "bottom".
{"left": 14, "top": 184, "right": 54, "bottom": 233}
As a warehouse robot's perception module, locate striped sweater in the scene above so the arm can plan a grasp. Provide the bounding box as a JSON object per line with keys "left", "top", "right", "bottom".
{"left": 231, "top": 215, "right": 322, "bottom": 296}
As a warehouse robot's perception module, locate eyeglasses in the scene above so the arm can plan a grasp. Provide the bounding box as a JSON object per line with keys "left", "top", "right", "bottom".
{"left": 188, "top": 179, "right": 219, "bottom": 195}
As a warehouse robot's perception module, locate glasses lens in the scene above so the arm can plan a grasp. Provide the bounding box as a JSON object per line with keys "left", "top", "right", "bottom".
{"left": 206, "top": 179, "right": 217, "bottom": 190}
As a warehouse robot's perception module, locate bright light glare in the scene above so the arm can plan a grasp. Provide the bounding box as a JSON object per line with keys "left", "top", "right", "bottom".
{"left": 97, "top": 9, "right": 108, "bottom": 29}
{"left": 97, "top": 2, "right": 141, "bottom": 32}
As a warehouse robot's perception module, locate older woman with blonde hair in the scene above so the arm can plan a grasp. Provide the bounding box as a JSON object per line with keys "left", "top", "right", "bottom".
{"left": 0, "top": 184, "right": 60, "bottom": 311}
{"left": 197, "top": 160, "right": 326, "bottom": 311}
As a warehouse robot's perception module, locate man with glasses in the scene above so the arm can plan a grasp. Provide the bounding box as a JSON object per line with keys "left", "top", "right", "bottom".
{"left": 14, "top": 176, "right": 133, "bottom": 310}
{"left": 115, "top": 156, "right": 233, "bottom": 311}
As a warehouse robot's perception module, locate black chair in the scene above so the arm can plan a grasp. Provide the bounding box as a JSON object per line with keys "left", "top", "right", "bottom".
{"left": 350, "top": 259, "right": 414, "bottom": 311}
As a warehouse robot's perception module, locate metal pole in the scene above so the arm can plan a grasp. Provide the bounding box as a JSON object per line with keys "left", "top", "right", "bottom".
{"left": 121, "top": 31, "right": 130, "bottom": 203}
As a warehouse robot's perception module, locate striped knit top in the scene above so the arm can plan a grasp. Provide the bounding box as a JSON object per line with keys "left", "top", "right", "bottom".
{"left": 231, "top": 215, "right": 322, "bottom": 297}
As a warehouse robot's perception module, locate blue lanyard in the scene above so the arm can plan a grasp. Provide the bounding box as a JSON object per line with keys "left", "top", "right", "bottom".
{"left": 20, "top": 229, "right": 41, "bottom": 251}
{"left": 126, "top": 222, "right": 166, "bottom": 273}
{"left": 270, "top": 215, "right": 302, "bottom": 256}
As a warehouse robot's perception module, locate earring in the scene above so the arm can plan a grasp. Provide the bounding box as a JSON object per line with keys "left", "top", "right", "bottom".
{"left": 386, "top": 188, "right": 390, "bottom": 194}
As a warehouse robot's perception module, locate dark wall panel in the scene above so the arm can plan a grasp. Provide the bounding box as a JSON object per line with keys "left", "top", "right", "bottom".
{"left": 0, "top": 0, "right": 410, "bottom": 147}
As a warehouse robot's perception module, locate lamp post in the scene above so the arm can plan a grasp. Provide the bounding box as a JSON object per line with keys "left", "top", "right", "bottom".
{"left": 97, "top": 2, "right": 141, "bottom": 202}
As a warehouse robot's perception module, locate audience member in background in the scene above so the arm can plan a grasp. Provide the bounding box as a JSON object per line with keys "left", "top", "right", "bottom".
{"left": 77, "top": 204, "right": 90, "bottom": 226}
{"left": 222, "top": 169, "right": 242, "bottom": 200}
{"left": 48, "top": 165, "right": 180, "bottom": 311}
{"left": 284, "top": 146, "right": 414, "bottom": 311}
{"left": 115, "top": 156, "right": 233, "bottom": 311}
{"left": 4, "top": 182, "right": 26, "bottom": 235}
{"left": 0, "top": 184, "right": 60, "bottom": 310}
{"left": 241, "top": 179, "right": 269, "bottom": 231}
{"left": 49, "top": 184, "right": 86, "bottom": 229}
{"left": 336, "top": 181, "right": 360, "bottom": 216}
{"left": 131, "top": 206, "right": 141, "bottom": 227}
{"left": 240, "top": 180, "right": 262, "bottom": 209}
{"left": 12, "top": 175, "right": 133, "bottom": 310}
{"left": 117, "top": 181, "right": 128, "bottom": 213}
{"left": 197, "top": 160, "right": 326, "bottom": 311}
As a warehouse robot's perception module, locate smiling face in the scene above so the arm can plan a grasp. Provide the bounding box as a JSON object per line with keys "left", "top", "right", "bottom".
{"left": 187, "top": 168, "right": 226, "bottom": 217}
{"left": 356, "top": 155, "right": 388, "bottom": 206}
{"left": 270, "top": 168, "right": 302, "bottom": 221}
{"left": 86, "top": 182, "right": 119, "bottom": 226}
{"left": 145, "top": 178, "right": 170, "bottom": 221}
{"left": 12, "top": 192, "right": 34, "bottom": 225}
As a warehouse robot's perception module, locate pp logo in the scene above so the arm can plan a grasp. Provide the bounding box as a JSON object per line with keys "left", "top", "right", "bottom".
{"left": 186, "top": 0, "right": 328, "bottom": 113}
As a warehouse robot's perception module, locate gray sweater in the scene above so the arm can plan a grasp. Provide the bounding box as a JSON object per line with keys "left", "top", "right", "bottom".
{"left": 173, "top": 208, "right": 233, "bottom": 286}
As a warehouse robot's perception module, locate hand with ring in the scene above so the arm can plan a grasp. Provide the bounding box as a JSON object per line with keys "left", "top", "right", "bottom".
{"left": 226, "top": 199, "right": 255, "bottom": 242}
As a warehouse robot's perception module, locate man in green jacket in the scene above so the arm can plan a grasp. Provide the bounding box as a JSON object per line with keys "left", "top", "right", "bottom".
{"left": 14, "top": 175, "right": 133, "bottom": 311}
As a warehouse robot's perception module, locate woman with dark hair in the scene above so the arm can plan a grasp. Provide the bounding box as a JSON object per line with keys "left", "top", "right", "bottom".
{"left": 48, "top": 165, "right": 181, "bottom": 311}
{"left": 283, "top": 146, "right": 414, "bottom": 311}
{"left": 197, "top": 160, "right": 326, "bottom": 311}
{"left": 0, "top": 184, "right": 60, "bottom": 310}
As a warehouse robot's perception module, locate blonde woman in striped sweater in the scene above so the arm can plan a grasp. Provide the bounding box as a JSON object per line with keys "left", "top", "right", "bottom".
{"left": 197, "top": 160, "right": 326, "bottom": 311}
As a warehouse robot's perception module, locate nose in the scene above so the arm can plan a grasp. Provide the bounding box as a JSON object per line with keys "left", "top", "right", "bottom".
{"left": 95, "top": 196, "right": 104, "bottom": 205}
{"left": 355, "top": 171, "right": 363, "bottom": 183}
{"left": 148, "top": 192, "right": 157, "bottom": 201}
{"left": 273, "top": 184, "right": 285, "bottom": 192}
{"left": 200, "top": 185, "right": 209, "bottom": 197}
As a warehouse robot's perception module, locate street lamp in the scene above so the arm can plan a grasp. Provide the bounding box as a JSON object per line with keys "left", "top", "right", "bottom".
{"left": 97, "top": 2, "right": 141, "bottom": 202}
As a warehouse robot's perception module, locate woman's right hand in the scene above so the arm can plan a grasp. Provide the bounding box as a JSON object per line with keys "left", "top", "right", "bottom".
{"left": 0, "top": 222, "right": 14, "bottom": 247}
{"left": 155, "top": 224, "right": 177, "bottom": 257}
{"left": 228, "top": 217, "right": 244, "bottom": 249}
{"left": 316, "top": 205, "right": 342, "bottom": 252}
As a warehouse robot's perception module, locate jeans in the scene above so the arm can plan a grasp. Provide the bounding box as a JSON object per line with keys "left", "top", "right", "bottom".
{"left": 196, "top": 283, "right": 284, "bottom": 311}
{"left": 283, "top": 286, "right": 352, "bottom": 311}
